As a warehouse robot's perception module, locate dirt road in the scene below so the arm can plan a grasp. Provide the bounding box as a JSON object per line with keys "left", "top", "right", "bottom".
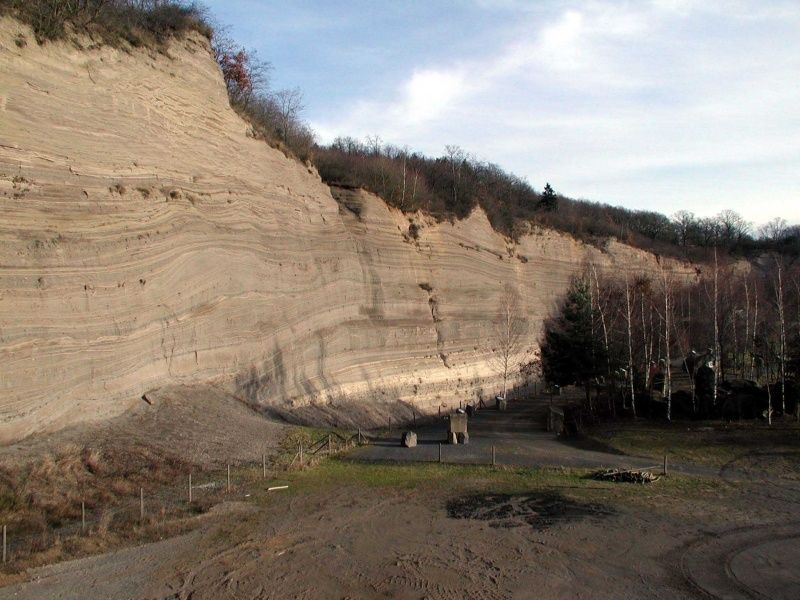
{"left": 353, "top": 396, "right": 715, "bottom": 476}
{"left": 2, "top": 397, "right": 799, "bottom": 599}
{"left": 4, "top": 467, "right": 798, "bottom": 600}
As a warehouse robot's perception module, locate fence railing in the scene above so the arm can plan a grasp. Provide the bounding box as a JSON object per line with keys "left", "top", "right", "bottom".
{"left": 1, "top": 430, "right": 370, "bottom": 570}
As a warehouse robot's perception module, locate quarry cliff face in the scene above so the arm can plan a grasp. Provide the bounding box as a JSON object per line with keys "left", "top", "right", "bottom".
{"left": 0, "top": 18, "right": 695, "bottom": 443}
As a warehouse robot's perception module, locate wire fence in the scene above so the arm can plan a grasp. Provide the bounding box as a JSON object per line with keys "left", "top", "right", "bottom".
{"left": 1, "top": 430, "right": 368, "bottom": 571}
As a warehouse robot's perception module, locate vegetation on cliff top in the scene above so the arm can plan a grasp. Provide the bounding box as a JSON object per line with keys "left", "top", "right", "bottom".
{"left": 4, "top": 2, "right": 798, "bottom": 261}
{"left": 316, "top": 138, "right": 800, "bottom": 259}
{"left": 0, "top": 0, "right": 211, "bottom": 46}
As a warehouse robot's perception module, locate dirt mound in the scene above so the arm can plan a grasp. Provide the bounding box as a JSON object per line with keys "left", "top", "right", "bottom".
{"left": 3, "top": 384, "right": 285, "bottom": 469}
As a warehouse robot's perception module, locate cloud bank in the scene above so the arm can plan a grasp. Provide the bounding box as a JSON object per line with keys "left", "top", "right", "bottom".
{"left": 310, "top": 0, "right": 799, "bottom": 225}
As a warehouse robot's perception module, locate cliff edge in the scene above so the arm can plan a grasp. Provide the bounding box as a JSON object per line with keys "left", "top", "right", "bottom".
{"left": 0, "top": 18, "right": 694, "bottom": 443}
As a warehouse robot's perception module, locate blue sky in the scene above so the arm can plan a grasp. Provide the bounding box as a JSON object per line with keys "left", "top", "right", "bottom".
{"left": 203, "top": 0, "right": 800, "bottom": 227}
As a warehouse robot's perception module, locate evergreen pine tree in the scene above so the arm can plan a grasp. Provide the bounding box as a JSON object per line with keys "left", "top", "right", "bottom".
{"left": 541, "top": 277, "right": 603, "bottom": 403}
{"left": 538, "top": 183, "right": 558, "bottom": 211}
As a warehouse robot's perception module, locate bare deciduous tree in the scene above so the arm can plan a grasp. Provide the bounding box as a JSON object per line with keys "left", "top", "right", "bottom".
{"left": 712, "top": 247, "right": 720, "bottom": 406}
{"left": 759, "top": 217, "right": 789, "bottom": 243}
{"left": 274, "top": 87, "right": 304, "bottom": 145}
{"left": 624, "top": 273, "right": 636, "bottom": 416}
{"left": 444, "top": 144, "right": 466, "bottom": 209}
{"left": 717, "top": 210, "right": 751, "bottom": 244}
{"left": 656, "top": 262, "right": 673, "bottom": 420}
{"left": 672, "top": 210, "right": 696, "bottom": 247}
{"left": 773, "top": 255, "right": 787, "bottom": 414}
{"left": 489, "top": 285, "right": 529, "bottom": 401}
{"left": 590, "top": 263, "right": 615, "bottom": 417}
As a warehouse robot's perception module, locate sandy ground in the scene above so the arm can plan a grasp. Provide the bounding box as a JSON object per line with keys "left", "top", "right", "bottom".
{"left": 0, "top": 384, "right": 285, "bottom": 469}
{"left": 3, "top": 469, "right": 798, "bottom": 600}
{"left": 2, "top": 397, "right": 799, "bottom": 599}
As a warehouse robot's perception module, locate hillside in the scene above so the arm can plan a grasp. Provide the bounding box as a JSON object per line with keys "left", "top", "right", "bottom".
{"left": 0, "top": 17, "right": 696, "bottom": 444}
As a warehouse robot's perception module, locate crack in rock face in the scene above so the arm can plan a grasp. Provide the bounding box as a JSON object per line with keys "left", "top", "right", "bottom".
{"left": 446, "top": 492, "right": 613, "bottom": 530}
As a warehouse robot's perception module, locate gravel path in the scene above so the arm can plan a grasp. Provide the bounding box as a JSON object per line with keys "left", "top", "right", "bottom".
{"left": 351, "top": 396, "right": 716, "bottom": 476}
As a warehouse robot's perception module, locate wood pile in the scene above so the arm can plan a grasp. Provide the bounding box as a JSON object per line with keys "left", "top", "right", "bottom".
{"left": 593, "top": 467, "right": 661, "bottom": 484}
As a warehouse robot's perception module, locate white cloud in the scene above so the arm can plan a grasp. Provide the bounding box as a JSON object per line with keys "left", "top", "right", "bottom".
{"left": 537, "top": 10, "right": 584, "bottom": 71}
{"left": 402, "top": 68, "right": 469, "bottom": 123}
{"left": 314, "top": 0, "right": 800, "bottom": 224}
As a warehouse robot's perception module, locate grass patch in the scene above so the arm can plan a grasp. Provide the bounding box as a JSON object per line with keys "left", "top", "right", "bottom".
{"left": 0, "top": 423, "right": 730, "bottom": 578}
{"left": 253, "top": 458, "right": 724, "bottom": 510}
{"left": 584, "top": 420, "right": 800, "bottom": 469}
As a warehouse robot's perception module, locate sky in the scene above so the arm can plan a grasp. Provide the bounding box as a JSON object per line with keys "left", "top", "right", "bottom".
{"left": 203, "top": 0, "right": 800, "bottom": 227}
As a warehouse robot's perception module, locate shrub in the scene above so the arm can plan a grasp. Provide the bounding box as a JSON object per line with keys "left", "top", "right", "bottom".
{"left": 315, "top": 137, "right": 797, "bottom": 261}
{"left": 0, "top": 0, "right": 211, "bottom": 46}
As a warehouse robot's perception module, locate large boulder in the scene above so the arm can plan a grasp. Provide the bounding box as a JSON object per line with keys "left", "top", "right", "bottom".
{"left": 401, "top": 431, "right": 417, "bottom": 448}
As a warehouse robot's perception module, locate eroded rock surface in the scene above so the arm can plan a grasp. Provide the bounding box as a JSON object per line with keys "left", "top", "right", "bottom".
{"left": 0, "top": 18, "right": 695, "bottom": 442}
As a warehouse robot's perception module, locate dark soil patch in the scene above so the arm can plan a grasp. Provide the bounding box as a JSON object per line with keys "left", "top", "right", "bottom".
{"left": 446, "top": 491, "right": 612, "bottom": 530}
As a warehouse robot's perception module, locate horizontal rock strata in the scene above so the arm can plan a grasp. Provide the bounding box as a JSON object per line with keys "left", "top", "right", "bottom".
{"left": 0, "top": 18, "right": 695, "bottom": 443}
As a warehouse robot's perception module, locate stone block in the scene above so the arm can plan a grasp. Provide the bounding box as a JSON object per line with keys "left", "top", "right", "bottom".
{"left": 401, "top": 431, "right": 417, "bottom": 448}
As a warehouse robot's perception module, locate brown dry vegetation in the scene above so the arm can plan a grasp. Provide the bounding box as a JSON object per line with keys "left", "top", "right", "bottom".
{"left": 0, "top": 0, "right": 210, "bottom": 47}
{"left": 0, "top": 385, "right": 290, "bottom": 574}
{"left": 0, "top": 443, "right": 186, "bottom": 531}
{"left": 0, "top": 442, "right": 200, "bottom": 582}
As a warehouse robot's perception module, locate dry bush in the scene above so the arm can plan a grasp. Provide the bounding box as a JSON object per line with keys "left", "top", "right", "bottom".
{"left": 0, "top": 0, "right": 211, "bottom": 47}
{"left": 1, "top": 442, "right": 188, "bottom": 536}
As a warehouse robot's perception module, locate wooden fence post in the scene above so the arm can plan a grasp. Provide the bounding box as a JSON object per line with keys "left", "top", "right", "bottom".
{"left": 328, "top": 434, "right": 332, "bottom": 456}
{"left": 413, "top": 409, "right": 416, "bottom": 427}
{"left": 299, "top": 443, "right": 304, "bottom": 467}
{"left": 188, "top": 473, "right": 193, "bottom": 503}
{"left": 492, "top": 445, "right": 496, "bottom": 467}
{"left": 663, "top": 454, "right": 668, "bottom": 476}
{"left": 262, "top": 453, "right": 267, "bottom": 479}
{"left": 139, "top": 488, "right": 144, "bottom": 524}
{"left": 227, "top": 464, "right": 231, "bottom": 493}
{"left": 438, "top": 443, "right": 442, "bottom": 464}
{"left": 3, "top": 525, "right": 6, "bottom": 564}
{"left": 358, "top": 427, "right": 362, "bottom": 445}
{"left": 81, "top": 501, "right": 86, "bottom": 533}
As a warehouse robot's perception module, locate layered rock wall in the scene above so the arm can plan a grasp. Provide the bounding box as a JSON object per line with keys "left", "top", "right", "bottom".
{"left": 0, "top": 19, "right": 695, "bottom": 443}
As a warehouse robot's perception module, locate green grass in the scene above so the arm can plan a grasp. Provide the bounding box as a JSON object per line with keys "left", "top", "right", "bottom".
{"left": 245, "top": 457, "right": 724, "bottom": 511}
{"left": 585, "top": 420, "right": 800, "bottom": 468}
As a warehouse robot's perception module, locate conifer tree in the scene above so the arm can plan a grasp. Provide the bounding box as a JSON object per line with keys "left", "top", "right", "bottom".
{"left": 541, "top": 277, "right": 603, "bottom": 405}
{"left": 538, "top": 183, "right": 558, "bottom": 211}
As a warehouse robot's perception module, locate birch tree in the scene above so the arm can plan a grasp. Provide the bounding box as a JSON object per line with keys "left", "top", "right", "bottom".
{"left": 445, "top": 145, "right": 465, "bottom": 209}
{"left": 658, "top": 263, "right": 673, "bottom": 420}
{"left": 624, "top": 274, "right": 636, "bottom": 416}
{"left": 489, "top": 285, "right": 529, "bottom": 400}
{"left": 590, "top": 264, "right": 614, "bottom": 417}
{"left": 773, "top": 255, "right": 787, "bottom": 414}
{"left": 713, "top": 247, "right": 720, "bottom": 406}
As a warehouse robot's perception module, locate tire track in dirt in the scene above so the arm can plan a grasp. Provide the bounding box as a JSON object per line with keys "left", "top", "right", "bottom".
{"left": 681, "top": 522, "right": 800, "bottom": 600}
{"left": 679, "top": 451, "right": 800, "bottom": 600}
